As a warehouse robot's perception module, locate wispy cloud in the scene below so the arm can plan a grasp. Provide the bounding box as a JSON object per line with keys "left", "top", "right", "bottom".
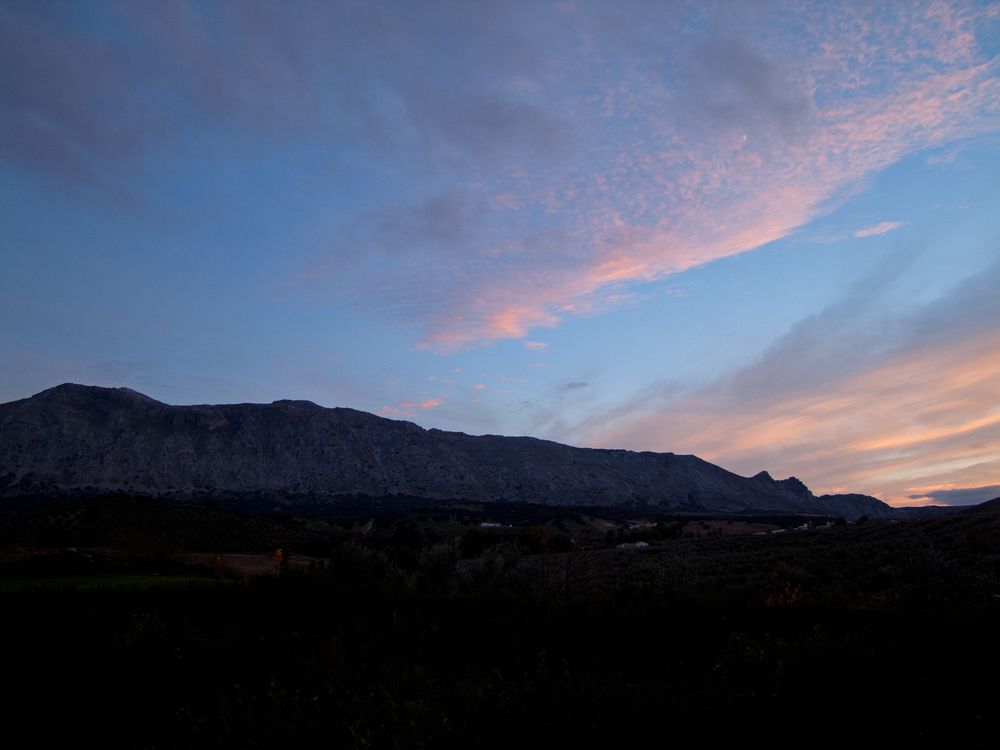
{"left": 410, "top": 398, "right": 442, "bottom": 410}
{"left": 574, "top": 259, "right": 1000, "bottom": 506}
{"left": 524, "top": 341, "right": 548, "bottom": 350}
{"left": 381, "top": 396, "right": 443, "bottom": 418}
{"left": 908, "top": 484, "right": 1000, "bottom": 506}
{"left": 854, "top": 221, "right": 907, "bottom": 238}
{"left": 925, "top": 148, "right": 961, "bottom": 165}
{"left": 4, "top": 2, "right": 998, "bottom": 352}
{"left": 296, "top": 2, "right": 999, "bottom": 348}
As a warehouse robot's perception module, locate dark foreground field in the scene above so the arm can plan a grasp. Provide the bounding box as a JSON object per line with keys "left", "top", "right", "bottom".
{"left": 1, "top": 498, "right": 998, "bottom": 747}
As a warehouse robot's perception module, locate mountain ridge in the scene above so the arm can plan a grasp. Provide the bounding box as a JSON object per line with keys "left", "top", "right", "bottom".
{"left": 0, "top": 384, "right": 891, "bottom": 518}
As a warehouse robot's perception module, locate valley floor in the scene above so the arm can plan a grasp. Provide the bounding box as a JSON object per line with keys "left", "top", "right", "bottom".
{"left": 1, "top": 498, "right": 998, "bottom": 747}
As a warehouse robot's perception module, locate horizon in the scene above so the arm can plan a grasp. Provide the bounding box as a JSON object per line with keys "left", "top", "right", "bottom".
{"left": 6, "top": 380, "right": 997, "bottom": 508}
{"left": 2, "top": 1, "right": 999, "bottom": 508}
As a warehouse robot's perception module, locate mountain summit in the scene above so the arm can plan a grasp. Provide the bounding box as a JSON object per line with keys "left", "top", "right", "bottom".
{"left": 0, "top": 384, "right": 890, "bottom": 518}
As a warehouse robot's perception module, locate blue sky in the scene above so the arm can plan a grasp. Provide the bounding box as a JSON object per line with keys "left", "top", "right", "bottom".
{"left": 2, "top": 0, "right": 999, "bottom": 505}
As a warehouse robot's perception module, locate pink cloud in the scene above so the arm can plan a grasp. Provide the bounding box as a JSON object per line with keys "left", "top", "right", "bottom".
{"left": 410, "top": 6, "right": 999, "bottom": 348}
{"left": 582, "top": 330, "right": 1000, "bottom": 507}
{"left": 524, "top": 340, "right": 548, "bottom": 350}
{"left": 399, "top": 398, "right": 442, "bottom": 410}
{"left": 418, "top": 305, "right": 560, "bottom": 352}
{"left": 383, "top": 396, "right": 443, "bottom": 416}
{"left": 854, "top": 221, "right": 906, "bottom": 237}
{"left": 285, "top": 2, "right": 998, "bottom": 351}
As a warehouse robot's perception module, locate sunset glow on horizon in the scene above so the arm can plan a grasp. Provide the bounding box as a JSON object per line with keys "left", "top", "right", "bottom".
{"left": 2, "top": 0, "right": 998, "bottom": 506}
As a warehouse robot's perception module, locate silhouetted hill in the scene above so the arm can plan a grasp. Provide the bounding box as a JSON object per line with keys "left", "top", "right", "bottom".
{"left": 0, "top": 384, "right": 891, "bottom": 518}
{"left": 965, "top": 496, "right": 1000, "bottom": 513}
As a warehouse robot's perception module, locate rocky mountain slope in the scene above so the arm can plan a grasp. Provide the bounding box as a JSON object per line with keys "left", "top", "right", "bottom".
{"left": 0, "top": 384, "right": 891, "bottom": 518}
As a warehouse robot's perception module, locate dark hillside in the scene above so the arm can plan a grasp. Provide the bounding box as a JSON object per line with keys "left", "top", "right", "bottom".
{"left": 1, "top": 384, "right": 890, "bottom": 518}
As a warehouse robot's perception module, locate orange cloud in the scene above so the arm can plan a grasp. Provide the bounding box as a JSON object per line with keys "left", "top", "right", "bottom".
{"left": 383, "top": 396, "right": 443, "bottom": 416}
{"left": 585, "top": 330, "right": 1000, "bottom": 507}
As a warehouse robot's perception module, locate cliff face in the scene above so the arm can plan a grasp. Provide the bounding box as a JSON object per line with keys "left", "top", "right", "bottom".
{"left": 0, "top": 384, "right": 891, "bottom": 518}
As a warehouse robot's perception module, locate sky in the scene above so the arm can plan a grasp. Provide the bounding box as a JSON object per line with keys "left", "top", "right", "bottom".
{"left": 2, "top": 0, "right": 999, "bottom": 507}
